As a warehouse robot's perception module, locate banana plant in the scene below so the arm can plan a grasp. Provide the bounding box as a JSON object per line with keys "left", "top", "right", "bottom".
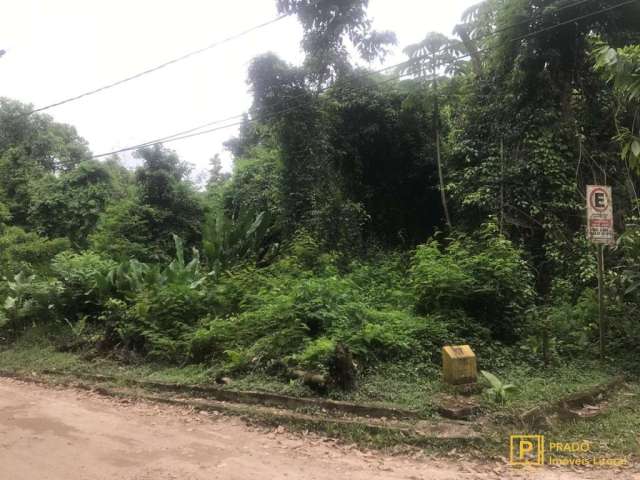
{"left": 105, "top": 234, "right": 213, "bottom": 297}
{"left": 480, "top": 370, "right": 516, "bottom": 404}
{"left": 202, "top": 209, "right": 269, "bottom": 272}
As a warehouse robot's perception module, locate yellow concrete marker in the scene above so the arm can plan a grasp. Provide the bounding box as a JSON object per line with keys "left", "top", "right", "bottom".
{"left": 442, "top": 345, "right": 477, "bottom": 385}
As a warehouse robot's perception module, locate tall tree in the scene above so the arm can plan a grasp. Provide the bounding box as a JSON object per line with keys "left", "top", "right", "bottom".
{"left": 402, "top": 33, "right": 462, "bottom": 228}
{"left": 594, "top": 42, "right": 640, "bottom": 172}
{"left": 0, "top": 98, "right": 91, "bottom": 226}
{"left": 28, "top": 160, "right": 114, "bottom": 247}
{"left": 248, "top": 53, "right": 328, "bottom": 230}
{"left": 91, "top": 145, "right": 203, "bottom": 261}
{"left": 276, "top": 0, "right": 396, "bottom": 86}
{"left": 447, "top": 0, "right": 640, "bottom": 295}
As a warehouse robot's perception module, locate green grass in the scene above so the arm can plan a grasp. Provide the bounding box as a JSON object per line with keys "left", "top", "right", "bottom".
{"left": 331, "top": 361, "right": 442, "bottom": 414}
{"left": 0, "top": 329, "right": 624, "bottom": 413}
{"left": 3, "top": 328, "right": 640, "bottom": 462}
{"left": 482, "top": 384, "right": 640, "bottom": 461}
{"left": 481, "top": 361, "right": 621, "bottom": 412}
{"left": 3, "top": 326, "right": 639, "bottom": 460}
{"left": 545, "top": 383, "right": 640, "bottom": 456}
{"left": 0, "top": 344, "right": 607, "bottom": 417}
{"left": 0, "top": 327, "right": 212, "bottom": 384}
{"left": 0, "top": 327, "right": 83, "bottom": 372}
{"left": 476, "top": 362, "right": 639, "bottom": 460}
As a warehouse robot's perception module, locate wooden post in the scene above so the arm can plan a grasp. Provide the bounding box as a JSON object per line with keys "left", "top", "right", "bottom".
{"left": 499, "top": 138, "right": 504, "bottom": 235}
{"left": 597, "top": 244, "right": 605, "bottom": 359}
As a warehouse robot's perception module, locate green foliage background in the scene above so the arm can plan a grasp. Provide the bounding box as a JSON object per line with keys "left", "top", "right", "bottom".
{"left": 1, "top": 0, "right": 640, "bottom": 392}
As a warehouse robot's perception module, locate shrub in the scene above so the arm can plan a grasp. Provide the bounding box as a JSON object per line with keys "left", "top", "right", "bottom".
{"left": 1, "top": 272, "right": 63, "bottom": 335}
{"left": 547, "top": 290, "right": 597, "bottom": 353}
{"left": 0, "top": 201, "right": 10, "bottom": 232}
{"left": 346, "top": 309, "right": 451, "bottom": 362}
{"left": 410, "top": 226, "right": 535, "bottom": 339}
{"left": 89, "top": 199, "right": 155, "bottom": 262}
{"left": 523, "top": 290, "right": 598, "bottom": 364}
{"left": 410, "top": 240, "right": 473, "bottom": 311}
{"left": 51, "top": 251, "right": 116, "bottom": 318}
{"left": 188, "top": 249, "right": 456, "bottom": 374}
{"left": 293, "top": 337, "right": 336, "bottom": 372}
{"left": 0, "top": 226, "right": 70, "bottom": 276}
{"left": 106, "top": 238, "right": 215, "bottom": 362}
{"left": 345, "top": 252, "right": 414, "bottom": 310}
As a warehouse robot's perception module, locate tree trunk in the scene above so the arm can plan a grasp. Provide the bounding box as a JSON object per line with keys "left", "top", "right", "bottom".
{"left": 435, "top": 128, "right": 451, "bottom": 228}
{"left": 499, "top": 138, "right": 504, "bottom": 235}
{"left": 456, "top": 26, "right": 482, "bottom": 77}
{"left": 432, "top": 60, "right": 451, "bottom": 229}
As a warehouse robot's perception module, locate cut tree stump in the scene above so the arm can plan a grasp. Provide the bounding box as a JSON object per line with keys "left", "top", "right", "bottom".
{"left": 436, "top": 395, "right": 481, "bottom": 420}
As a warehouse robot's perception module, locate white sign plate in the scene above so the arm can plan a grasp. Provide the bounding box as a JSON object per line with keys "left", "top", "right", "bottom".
{"left": 586, "top": 185, "right": 614, "bottom": 245}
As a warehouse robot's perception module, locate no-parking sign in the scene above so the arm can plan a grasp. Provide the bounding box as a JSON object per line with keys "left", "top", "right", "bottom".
{"left": 586, "top": 185, "right": 614, "bottom": 245}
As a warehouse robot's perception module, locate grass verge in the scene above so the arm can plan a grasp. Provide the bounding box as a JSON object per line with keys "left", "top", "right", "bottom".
{"left": 1, "top": 327, "right": 638, "bottom": 462}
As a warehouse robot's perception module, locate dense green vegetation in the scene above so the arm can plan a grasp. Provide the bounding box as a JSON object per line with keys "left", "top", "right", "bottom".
{"left": 1, "top": 0, "right": 640, "bottom": 406}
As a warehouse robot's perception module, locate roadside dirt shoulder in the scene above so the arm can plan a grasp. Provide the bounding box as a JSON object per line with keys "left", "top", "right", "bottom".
{"left": 0, "top": 377, "right": 634, "bottom": 480}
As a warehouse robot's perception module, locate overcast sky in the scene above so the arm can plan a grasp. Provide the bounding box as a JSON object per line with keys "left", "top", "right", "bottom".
{"left": 1, "top": 0, "right": 478, "bottom": 179}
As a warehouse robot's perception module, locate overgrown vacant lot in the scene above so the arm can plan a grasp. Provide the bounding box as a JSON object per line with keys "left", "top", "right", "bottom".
{"left": 1, "top": 0, "right": 640, "bottom": 471}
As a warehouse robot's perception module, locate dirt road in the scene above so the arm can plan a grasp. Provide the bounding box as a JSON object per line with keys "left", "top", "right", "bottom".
{"left": 0, "top": 377, "right": 635, "bottom": 480}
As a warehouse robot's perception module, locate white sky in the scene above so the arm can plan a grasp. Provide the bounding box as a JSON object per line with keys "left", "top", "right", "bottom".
{"left": 1, "top": 0, "right": 478, "bottom": 179}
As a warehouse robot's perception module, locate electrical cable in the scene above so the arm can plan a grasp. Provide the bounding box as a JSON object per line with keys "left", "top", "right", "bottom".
{"left": 25, "top": 15, "right": 287, "bottom": 115}
{"left": 91, "top": 0, "right": 637, "bottom": 158}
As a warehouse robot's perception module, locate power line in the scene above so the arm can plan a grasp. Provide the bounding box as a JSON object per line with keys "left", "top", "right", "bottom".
{"left": 26, "top": 15, "right": 287, "bottom": 116}
{"left": 21, "top": 0, "right": 606, "bottom": 123}
{"left": 92, "top": 66, "right": 417, "bottom": 159}
{"left": 460, "top": 0, "right": 597, "bottom": 38}
{"left": 96, "top": 0, "right": 601, "bottom": 147}
{"left": 401, "top": 0, "right": 599, "bottom": 72}
{"left": 91, "top": 64, "right": 418, "bottom": 159}
{"left": 358, "top": 0, "right": 598, "bottom": 78}
{"left": 124, "top": 112, "right": 247, "bottom": 147}
{"left": 33, "top": 0, "right": 594, "bottom": 126}
{"left": 93, "top": 120, "right": 245, "bottom": 158}
{"left": 398, "top": 0, "right": 638, "bottom": 78}
{"left": 53, "top": 0, "right": 594, "bottom": 146}
{"left": 511, "top": 0, "right": 637, "bottom": 42}
{"left": 449, "top": 0, "right": 639, "bottom": 64}
{"left": 91, "top": 0, "right": 636, "bottom": 159}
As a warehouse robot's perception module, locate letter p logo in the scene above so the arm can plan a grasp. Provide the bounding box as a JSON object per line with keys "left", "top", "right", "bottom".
{"left": 519, "top": 440, "right": 534, "bottom": 460}
{"left": 510, "top": 435, "right": 544, "bottom": 465}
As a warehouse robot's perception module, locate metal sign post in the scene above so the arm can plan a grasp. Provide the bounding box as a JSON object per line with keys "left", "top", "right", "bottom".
{"left": 597, "top": 244, "right": 605, "bottom": 358}
{"left": 586, "top": 185, "right": 614, "bottom": 358}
